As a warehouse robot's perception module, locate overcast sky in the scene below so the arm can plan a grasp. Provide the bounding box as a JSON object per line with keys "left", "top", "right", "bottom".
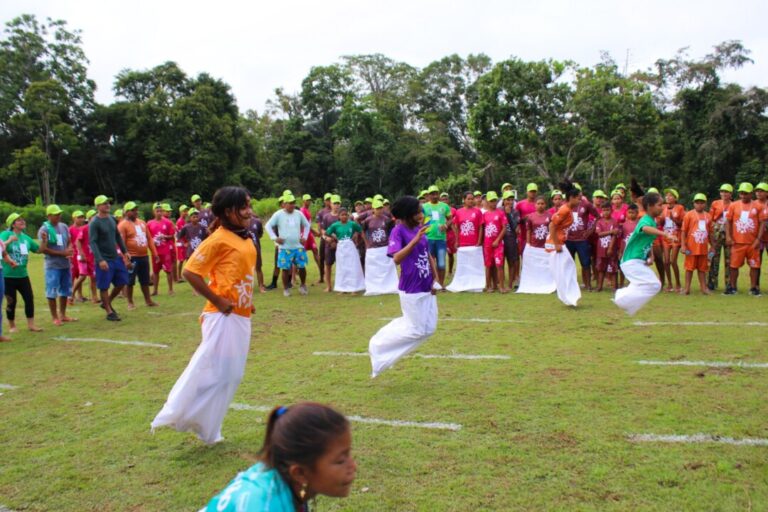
{"left": 3, "top": 0, "right": 765, "bottom": 112}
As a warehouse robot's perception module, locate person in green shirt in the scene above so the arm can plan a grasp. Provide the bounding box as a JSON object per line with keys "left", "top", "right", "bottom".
{"left": 325, "top": 209, "right": 364, "bottom": 293}
{"left": 614, "top": 192, "right": 677, "bottom": 316}
{"left": 1, "top": 213, "right": 44, "bottom": 334}
{"left": 421, "top": 184, "right": 452, "bottom": 288}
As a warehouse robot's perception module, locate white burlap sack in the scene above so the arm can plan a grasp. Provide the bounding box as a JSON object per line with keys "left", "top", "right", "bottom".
{"left": 364, "top": 246, "right": 399, "bottom": 296}
{"left": 551, "top": 249, "right": 581, "bottom": 306}
{"left": 369, "top": 291, "right": 438, "bottom": 377}
{"left": 446, "top": 246, "right": 485, "bottom": 293}
{"left": 614, "top": 259, "right": 662, "bottom": 316}
{"left": 516, "top": 246, "right": 556, "bottom": 294}
{"left": 334, "top": 239, "right": 365, "bottom": 292}
{"left": 151, "top": 312, "right": 251, "bottom": 444}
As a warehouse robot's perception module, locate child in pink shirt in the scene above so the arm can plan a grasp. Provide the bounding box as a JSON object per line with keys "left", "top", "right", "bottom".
{"left": 483, "top": 192, "right": 508, "bottom": 293}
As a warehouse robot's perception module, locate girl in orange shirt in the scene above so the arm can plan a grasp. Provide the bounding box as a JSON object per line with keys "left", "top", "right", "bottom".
{"left": 547, "top": 181, "right": 581, "bottom": 306}
{"left": 661, "top": 189, "right": 685, "bottom": 292}
{"left": 680, "top": 194, "right": 715, "bottom": 295}
{"left": 152, "top": 186, "right": 257, "bottom": 444}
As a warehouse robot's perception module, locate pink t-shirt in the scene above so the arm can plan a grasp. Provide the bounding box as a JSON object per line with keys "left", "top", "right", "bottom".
{"left": 525, "top": 212, "right": 551, "bottom": 249}
{"left": 620, "top": 219, "right": 638, "bottom": 250}
{"left": 69, "top": 225, "right": 82, "bottom": 259}
{"left": 595, "top": 218, "right": 618, "bottom": 258}
{"left": 483, "top": 209, "right": 507, "bottom": 245}
{"left": 515, "top": 199, "right": 537, "bottom": 246}
{"left": 147, "top": 218, "right": 176, "bottom": 255}
{"left": 453, "top": 207, "right": 483, "bottom": 247}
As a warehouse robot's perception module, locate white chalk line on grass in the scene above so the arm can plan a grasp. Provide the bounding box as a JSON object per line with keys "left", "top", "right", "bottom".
{"left": 230, "top": 403, "right": 462, "bottom": 431}
{"left": 628, "top": 433, "right": 768, "bottom": 446}
{"left": 0, "top": 383, "right": 18, "bottom": 390}
{"left": 313, "top": 351, "right": 510, "bottom": 361}
{"left": 147, "top": 311, "right": 199, "bottom": 317}
{"left": 380, "top": 317, "right": 528, "bottom": 324}
{"left": 638, "top": 360, "right": 768, "bottom": 369}
{"left": 53, "top": 336, "right": 168, "bottom": 349}
{"left": 634, "top": 321, "right": 768, "bottom": 327}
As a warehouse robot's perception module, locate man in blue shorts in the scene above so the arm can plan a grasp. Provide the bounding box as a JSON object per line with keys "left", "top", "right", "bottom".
{"left": 89, "top": 195, "right": 131, "bottom": 321}
{"left": 38, "top": 204, "right": 75, "bottom": 326}
{"left": 265, "top": 193, "right": 310, "bottom": 297}
{"left": 422, "top": 184, "right": 452, "bottom": 289}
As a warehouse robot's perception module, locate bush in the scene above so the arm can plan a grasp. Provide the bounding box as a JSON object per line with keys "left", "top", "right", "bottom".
{"left": 0, "top": 201, "right": 91, "bottom": 235}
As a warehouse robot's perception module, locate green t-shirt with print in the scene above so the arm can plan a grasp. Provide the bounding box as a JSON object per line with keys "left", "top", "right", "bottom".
{"left": 1, "top": 230, "right": 40, "bottom": 278}
{"left": 326, "top": 221, "right": 362, "bottom": 241}
{"left": 422, "top": 201, "right": 451, "bottom": 241}
{"left": 621, "top": 215, "right": 657, "bottom": 263}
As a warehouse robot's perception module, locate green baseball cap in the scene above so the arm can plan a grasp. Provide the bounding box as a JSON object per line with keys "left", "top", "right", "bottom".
{"left": 427, "top": 185, "right": 440, "bottom": 194}
{"left": 664, "top": 188, "right": 679, "bottom": 199}
{"left": 373, "top": 194, "right": 384, "bottom": 201}
{"left": 355, "top": 200, "right": 363, "bottom": 206}
{"left": 372, "top": 199, "right": 384, "bottom": 209}
{"left": 440, "top": 192, "right": 449, "bottom": 198}
{"left": 755, "top": 182, "right": 768, "bottom": 192}
{"left": 473, "top": 190, "right": 482, "bottom": 197}
{"left": 573, "top": 183, "right": 582, "bottom": 192}
{"left": 615, "top": 183, "right": 627, "bottom": 190}
{"left": 502, "top": 190, "right": 515, "bottom": 200}
{"left": 46, "top": 204, "right": 63, "bottom": 215}
{"left": 382, "top": 198, "right": 390, "bottom": 205}
{"left": 486, "top": 191, "right": 499, "bottom": 202}
{"left": 331, "top": 194, "right": 341, "bottom": 204}
{"left": 324, "top": 192, "right": 332, "bottom": 200}
{"left": 526, "top": 182, "right": 538, "bottom": 192}
{"left": 203, "top": 202, "right": 211, "bottom": 209}
{"left": 418, "top": 190, "right": 428, "bottom": 199}
{"left": 94, "top": 195, "right": 111, "bottom": 206}
{"left": 190, "top": 194, "right": 202, "bottom": 203}
{"left": 188, "top": 208, "right": 200, "bottom": 215}
{"left": 114, "top": 209, "right": 123, "bottom": 218}
{"left": 693, "top": 193, "right": 707, "bottom": 202}
{"left": 719, "top": 183, "right": 733, "bottom": 193}
{"left": 72, "top": 210, "right": 85, "bottom": 219}
{"left": 610, "top": 189, "right": 622, "bottom": 197}
{"left": 647, "top": 187, "right": 659, "bottom": 194}
{"left": 551, "top": 189, "right": 563, "bottom": 198}
{"left": 302, "top": 194, "right": 312, "bottom": 201}
{"left": 592, "top": 189, "right": 608, "bottom": 199}
{"left": 85, "top": 210, "right": 96, "bottom": 220}
{"left": 179, "top": 204, "right": 189, "bottom": 213}
{"left": 153, "top": 202, "right": 163, "bottom": 210}
{"left": 364, "top": 197, "right": 373, "bottom": 203}
{"left": 162, "top": 203, "right": 172, "bottom": 212}
{"left": 6, "top": 212, "right": 20, "bottom": 227}
{"left": 738, "top": 182, "right": 753, "bottom": 194}
{"left": 501, "top": 182, "right": 513, "bottom": 191}
{"left": 124, "top": 201, "right": 138, "bottom": 211}
{"left": 282, "top": 189, "right": 292, "bottom": 196}
{"left": 283, "top": 193, "right": 296, "bottom": 203}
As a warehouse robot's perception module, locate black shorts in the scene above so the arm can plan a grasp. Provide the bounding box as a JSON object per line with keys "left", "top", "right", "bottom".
{"left": 129, "top": 256, "right": 151, "bottom": 286}
{"left": 503, "top": 235, "right": 519, "bottom": 262}
{"left": 325, "top": 243, "right": 336, "bottom": 266}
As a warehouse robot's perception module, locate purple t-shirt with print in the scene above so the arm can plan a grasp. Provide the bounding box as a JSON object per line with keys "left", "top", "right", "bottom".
{"left": 387, "top": 223, "right": 433, "bottom": 294}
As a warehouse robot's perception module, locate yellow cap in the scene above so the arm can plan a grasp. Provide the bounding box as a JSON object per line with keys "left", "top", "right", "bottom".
{"left": 46, "top": 204, "right": 63, "bottom": 215}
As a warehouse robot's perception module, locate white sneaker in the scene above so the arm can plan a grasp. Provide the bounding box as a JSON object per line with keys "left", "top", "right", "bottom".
{"left": 283, "top": 289, "right": 291, "bottom": 297}
{"left": 299, "top": 285, "right": 308, "bottom": 296}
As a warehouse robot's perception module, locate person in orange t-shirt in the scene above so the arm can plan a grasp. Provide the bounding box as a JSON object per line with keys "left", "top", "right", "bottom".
{"left": 707, "top": 184, "right": 733, "bottom": 290}
{"left": 725, "top": 183, "right": 764, "bottom": 296}
{"left": 661, "top": 189, "right": 685, "bottom": 292}
{"left": 151, "top": 186, "right": 257, "bottom": 445}
{"left": 547, "top": 182, "right": 582, "bottom": 307}
{"left": 680, "top": 194, "right": 715, "bottom": 295}
{"left": 118, "top": 202, "right": 158, "bottom": 310}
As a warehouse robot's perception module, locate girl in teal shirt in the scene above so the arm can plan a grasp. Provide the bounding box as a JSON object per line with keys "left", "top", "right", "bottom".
{"left": 205, "top": 403, "right": 356, "bottom": 511}
{"left": 1, "top": 213, "right": 43, "bottom": 334}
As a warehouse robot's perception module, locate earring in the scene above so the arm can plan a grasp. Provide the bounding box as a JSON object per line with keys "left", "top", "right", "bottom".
{"left": 299, "top": 483, "right": 308, "bottom": 501}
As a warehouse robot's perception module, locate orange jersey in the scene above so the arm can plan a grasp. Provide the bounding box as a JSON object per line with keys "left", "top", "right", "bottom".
{"left": 726, "top": 200, "right": 763, "bottom": 245}
{"left": 681, "top": 210, "right": 712, "bottom": 255}
{"left": 118, "top": 219, "right": 155, "bottom": 258}
{"left": 709, "top": 199, "right": 731, "bottom": 226}
{"left": 184, "top": 227, "right": 258, "bottom": 318}
{"left": 546, "top": 203, "right": 574, "bottom": 247}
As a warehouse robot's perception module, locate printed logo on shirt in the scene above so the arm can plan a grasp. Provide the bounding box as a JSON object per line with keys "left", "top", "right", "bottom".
{"left": 371, "top": 228, "right": 386, "bottom": 244}
{"left": 234, "top": 274, "right": 254, "bottom": 309}
{"left": 534, "top": 224, "right": 548, "bottom": 240}
{"left": 693, "top": 229, "right": 708, "bottom": 244}
{"left": 569, "top": 214, "right": 584, "bottom": 232}
{"left": 599, "top": 235, "right": 611, "bottom": 248}
{"left": 460, "top": 220, "right": 476, "bottom": 237}
{"left": 190, "top": 236, "right": 203, "bottom": 250}
{"left": 416, "top": 250, "right": 431, "bottom": 279}
{"left": 735, "top": 216, "right": 755, "bottom": 234}
{"left": 484, "top": 222, "right": 498, "bottom": 238}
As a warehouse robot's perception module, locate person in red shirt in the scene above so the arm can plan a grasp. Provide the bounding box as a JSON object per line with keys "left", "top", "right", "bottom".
{"left": 68, "top": 211, "right": 86, "bottom": 304}
{"left": 565, "top": 186, "right": 599, "bottom": 291}
{"left": 300, "top": 194, "right": 321, "bottom": 274}
{"left": 175, "top": 205, "right": 189, "bottom": 280}
{"left": 483, "top": 191, "right": 508, "bottom": 293}
{"left": 707, "top": 183, "right": 733, "bottom": 290}
{"left": 725, "top": 183, "right": 764, "bottom": 295}
{"left": 611, "top": 190, "right": 628, "bottom": 224}
{"left": 618, "top": 204, "right": 639, "bottom": 288}
{"left": 147, "top": 203, "right": 176, "bottom": 296}
{"left": 452, "top": 191, "right": 484, "bottom": 247}
{"left": 680, "top": 193, "right": 715, "bottom": 295}
{"left": 660, "top": 189, "right": 685, "bottom": 292}
{"left": 595, "top": 203, "right": 619, "bottom": 292}
{"left": 515, "top": 183, "right": 538, "bottom": 252}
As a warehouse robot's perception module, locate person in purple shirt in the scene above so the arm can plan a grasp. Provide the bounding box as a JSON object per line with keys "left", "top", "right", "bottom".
{"left": 368, "top": 196, "right": 438, "bottom": 378}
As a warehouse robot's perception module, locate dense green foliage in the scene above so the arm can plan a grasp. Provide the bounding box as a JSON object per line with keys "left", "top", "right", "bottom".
{"left": 0, "top": 14, "right": 766, "bottom": 207}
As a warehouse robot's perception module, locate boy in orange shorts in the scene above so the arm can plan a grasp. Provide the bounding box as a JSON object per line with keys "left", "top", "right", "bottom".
{"left": 680, "top": 193, "right": 714, "bottom": 295}
{"left": 725, "top": 183, "right": 765, "bottom": 296}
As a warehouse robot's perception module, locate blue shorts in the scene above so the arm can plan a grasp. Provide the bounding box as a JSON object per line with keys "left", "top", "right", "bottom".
{"left": 95, "top": 258, "right": 130, "bottom": 291}
{"left": 45, "top": 267, "right": 72, "bottom": 299}
{"left": 428, "top": 239, "right": 447, "bottom": 270}
{"left": 277, "top": 248, "right": 308, "bottom": 270}
{"left": 128, "top": 256, "right": 151, "bottom": 286}
{"left": 566, "top": 240, "right": 591, "bottom": 267}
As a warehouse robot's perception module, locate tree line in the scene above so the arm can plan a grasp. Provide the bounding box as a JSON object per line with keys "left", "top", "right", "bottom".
{"left": 1, "top": 13, "right": 766, "bottom": 207}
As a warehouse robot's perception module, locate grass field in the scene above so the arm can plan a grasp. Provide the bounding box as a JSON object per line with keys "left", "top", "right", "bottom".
{"left": 1, "top": 238, "right": 767, "bottom": 511}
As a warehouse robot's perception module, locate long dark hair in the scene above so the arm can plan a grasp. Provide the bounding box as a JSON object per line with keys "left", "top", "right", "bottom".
{"left": 390, "top": 196, "right": 421, "bottom": 226}
{"left": 260, "top": 403, "right": 350, "bottom": 485}
{"left": 558, "top": 179, "right": 581, "bottom": 200}
{"left": 208, "top": 186, "right": 251, "bottom": 238}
